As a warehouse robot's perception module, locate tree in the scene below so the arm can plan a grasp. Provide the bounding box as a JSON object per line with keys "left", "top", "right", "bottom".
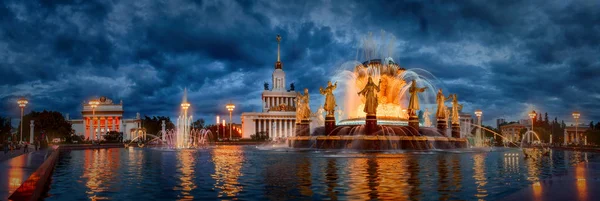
{"left": 544, "top": 113, "right": 549, "bottom": 128}
{"left": 192, "top": 118, "right": 205, "bottom": 129}
{"left": 19, "top": 110, "right": 73, "bottom": 141}
{"left": 590, "top": 121, "right": 594, "bottom": 130}
{"left": 141, "top": 116, "right": 175, "bottom": 135}
{"left": 0, "top": 117, "right": 12, "bottom": 142}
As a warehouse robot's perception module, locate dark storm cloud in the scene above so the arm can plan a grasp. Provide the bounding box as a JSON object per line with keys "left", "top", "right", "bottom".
{"left": 1, "top": 0, "right": 599, "bottom": 126}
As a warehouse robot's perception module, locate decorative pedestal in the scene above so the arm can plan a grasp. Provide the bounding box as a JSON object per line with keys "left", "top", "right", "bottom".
{"left": 437, "top": 119, "right": 447, "bottom": 136}
{"left": 365, "top": 114, "right": 377, "bottom": 135}
{"left": 408, "top": 115, "right": 420, "bottom": 130}
{"left": 451, "top": 123, "right": 460, "bottom": 138}
{"left": 325, "top": 116, "right": 336, "bottom": 135}
{"left": 295, "top": 120, "right": 311, "bottom": 136}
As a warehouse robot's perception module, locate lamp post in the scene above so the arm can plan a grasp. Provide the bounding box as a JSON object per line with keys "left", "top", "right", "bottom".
{"left": 226, "top": 102, "right": 235, "bottom": 140}
{"left": 474, "top": 109, "right": 482, "bottom": 146}
{"left": 17, "top": 97, "right": 28, "bottom": 143}
{"left": 216, "top": 115, "right": 220, "bottom": 140}
{"left": 528, "top": 110, "right": 536, "bottom": 144}
{"left": 89, "top": 100, "right": 100, "bottom": 141}
{"left": 572, "top": 112, "right": 580, "bottom": 145}
{"left": 222, "top": 120, "right": 226, "bottom": 140}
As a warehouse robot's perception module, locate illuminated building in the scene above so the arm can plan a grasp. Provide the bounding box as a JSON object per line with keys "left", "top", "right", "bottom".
{"left": 68, "top": 96, "right": 142, "bottom": 141}
{"left": 240, "top": 35, "right": 297, "bottom": 139}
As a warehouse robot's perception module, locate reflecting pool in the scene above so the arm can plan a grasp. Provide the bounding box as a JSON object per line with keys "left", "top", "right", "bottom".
{"left": 46, "top": 146, "right": 597, "bottom": 200}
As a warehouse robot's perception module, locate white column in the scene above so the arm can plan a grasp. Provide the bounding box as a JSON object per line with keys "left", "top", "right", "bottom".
{"left": 277, "top": 119, "right": 281, "bottom": 138}
{"left": 283, "top": 119, "right": 287, "bottom": 137}
{"left": 29, "top": 120, "right": 34, "bottom": 144}
{"left": 112, "top": 117, "right": 116, "bottom": 131}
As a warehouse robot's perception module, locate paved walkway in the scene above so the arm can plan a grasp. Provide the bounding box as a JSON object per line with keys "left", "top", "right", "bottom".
{"left": 0, "top": 149, "right": 50, "bottom": 200}
{"left": 0, "top": 147, "right": 37, "bottom": 162}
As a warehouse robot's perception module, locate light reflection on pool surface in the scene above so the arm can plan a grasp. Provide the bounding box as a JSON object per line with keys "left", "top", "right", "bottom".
{"left": 46, "top": 146, "right": 597, "bottom": 200}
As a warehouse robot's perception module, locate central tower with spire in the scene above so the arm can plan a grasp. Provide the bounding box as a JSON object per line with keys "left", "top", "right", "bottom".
{"left": 272, "top": 34, "right": 286, "bottom": 91}
{"left": 240, "top": 34, "right": 300, "bottom": 140}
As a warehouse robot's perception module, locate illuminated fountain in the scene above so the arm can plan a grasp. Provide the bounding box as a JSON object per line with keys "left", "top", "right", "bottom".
{"left": 160, "top": 89, "right": 213, "bottom": 149}
{"left": 289, "top": 32, "right": 467, "bottom": 150}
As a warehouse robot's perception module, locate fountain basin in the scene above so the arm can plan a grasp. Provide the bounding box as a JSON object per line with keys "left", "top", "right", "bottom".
{"left": 288, "top": 135, "right": 467, "bottom": 150}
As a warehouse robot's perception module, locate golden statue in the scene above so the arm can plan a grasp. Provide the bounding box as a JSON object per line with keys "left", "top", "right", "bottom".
{"left": 295, "top": 88, "right": 311, "bottom": 122}
{"left": 407, "top": 80, "right": 427, "bottom": 116}
{"left": 449, "top": 94, "right": 462, "bottom": 124}
{"left": 436, "top": 89, "right": 452, "bottom": 119}
{"left": 357, "top": 77, "right": 381, "bottom": 115}
{"left": 319, "top": 81, "right": 337, "bottom": 117}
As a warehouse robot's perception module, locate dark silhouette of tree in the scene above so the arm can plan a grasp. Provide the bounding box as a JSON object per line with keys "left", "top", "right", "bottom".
{"left": 0, "top": 117, "right": 12, "bottom": 142}
{"left": 544, "top": 113, "right": 549, "bottom": 128}
{"left": 19, "top": 110, "right": 72, "bottom": 141}
{"left": 192, "top": 118, "right": 205, "bottom": 129}
{"left": 142, "top": 116, "right": 175, "bottom": 135}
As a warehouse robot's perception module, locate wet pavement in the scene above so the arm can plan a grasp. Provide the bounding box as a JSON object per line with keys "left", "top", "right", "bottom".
{"left": 0, "top": 149, "right": 50, "bottom": 200}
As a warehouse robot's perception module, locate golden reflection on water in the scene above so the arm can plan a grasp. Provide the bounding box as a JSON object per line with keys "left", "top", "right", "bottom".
{"left": 7, "top": 155, "right": 25, "bottom": 195}
{"left": 325, "top": 159, "right": 338, "bottom": 200}
{"left": 176, "top": 150, "right": 196, "bottom": 200}
{"left": 473, "top": 154, "right": 488, "bottom": 200}
{"left": 575, "top": 162, "right": 587, "bottom": 201}
{"left": 211, "top": 146, "right": 243, "bottom": 197}
{"left": 346, "top": 154, "right": 418, "bottom": 200}
{"left": 346, "top": 157, "right": 369, "bottom": 200}
{"left": 377, "top": 156, "right": 408, "bottom": 200}
{"left": 297, "top": 157, "right": 313, "bottom": 196}
{"left": 437, "top": 156, "right": 450, "bottom": 201}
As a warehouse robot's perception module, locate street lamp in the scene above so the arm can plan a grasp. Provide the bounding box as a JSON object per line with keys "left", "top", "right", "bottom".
{"left": 572, "top": 112, "right": 580, "bottom": 145}
{"left": 528, "top": 110, "right": 536, "bottom": 143}
{"left": 222, "top": 119, "right": 226, "bottom": 140}
{"left": 17, "top": 97, "right": 28, "bottom": 143}
{"left": 226, "top": 101, "right": 235, "bottom": 140}
{"left": 89, "top": 100, "right": 100, "bottom": 141}
{"left": 216, "top": 115, "right": 220, "bottom": 140}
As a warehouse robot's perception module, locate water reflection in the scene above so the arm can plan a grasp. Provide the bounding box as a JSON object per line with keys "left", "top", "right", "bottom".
{"left": 473, "top": 154, "right": 488, "bottom": 199}
{"left": 325, "top": 159, "right": 338, "bottom": 200}
{"left": 297, "top": 157, "right": 313, "bottom": 197}
{"left": 211, "top": 146, "right": 243, "bottom": 197}
{"left": 575, "top": 162, "right": 587, "bottom": 201}
{"left": 44, "top": 148, "right": 598, "bottom": 201}
{"left": 437, "top": 156, "right": 449, "bottom": 200}
{"left": 176, "top": 150, "right": 196, "bottom": 200}
{"left": 7, "top": 155, "right": 25, "bottom": 195}
{"left": 407, "top": 156, "right": 421, "bottom": 200}
{"left": 377, "top": 156, "right": 408, "bottom": 200}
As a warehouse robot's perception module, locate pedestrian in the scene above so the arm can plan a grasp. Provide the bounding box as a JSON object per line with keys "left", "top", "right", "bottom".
{"left": 24, "top": 143, "right": 28, "bottom": 153}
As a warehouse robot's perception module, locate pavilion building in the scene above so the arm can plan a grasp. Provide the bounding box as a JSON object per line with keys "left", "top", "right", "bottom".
{"left": 241, "top": 35, "right": 297, "bottom": 139}
{"left": 68, "top": 96, "right": 142, "bottom": 141}
{"left": 499, "top": 123, "right": 526, "bottom": 143}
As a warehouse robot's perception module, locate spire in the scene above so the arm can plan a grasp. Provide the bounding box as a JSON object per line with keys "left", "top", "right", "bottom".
{"left": 275, "top": 34, "right": 283, "bottom": 69}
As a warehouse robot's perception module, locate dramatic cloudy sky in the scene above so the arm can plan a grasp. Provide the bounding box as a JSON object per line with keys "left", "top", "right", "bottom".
{"left": 1, "top": 0, "right": 599, "bottom": 126}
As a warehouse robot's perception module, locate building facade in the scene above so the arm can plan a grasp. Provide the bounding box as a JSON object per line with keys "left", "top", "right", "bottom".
{"left": 241, "top": 36, "right": 297, "bottom": 139}
{"left": 499, "top": 123, "right": 526, "bottom": 143}
{"left": 564, "top": 125, "right": 588, "bottom": 145}
{"left": 68, "top": 97, "right": 142, "bottom": 141}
